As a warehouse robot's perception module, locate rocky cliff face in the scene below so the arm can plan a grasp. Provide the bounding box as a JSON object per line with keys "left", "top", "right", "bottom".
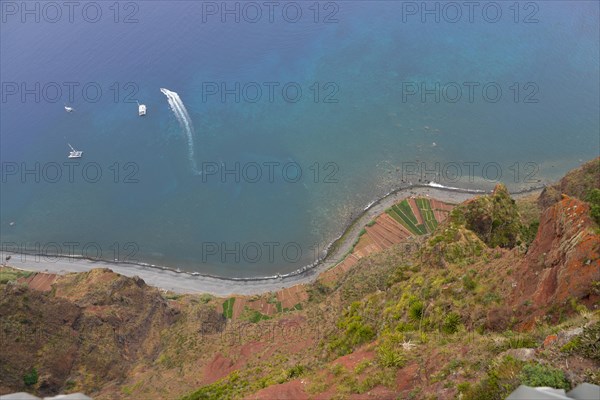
{"left": 503, "top": 195, "right": 599, "bottom": 330}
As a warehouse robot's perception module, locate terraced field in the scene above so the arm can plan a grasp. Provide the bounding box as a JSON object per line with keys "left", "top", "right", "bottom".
{"left": 385, "top": 197, "right": 450, "bottom": 235}
{"left": 333, "top": 197, "right": 453, "bottom": 279}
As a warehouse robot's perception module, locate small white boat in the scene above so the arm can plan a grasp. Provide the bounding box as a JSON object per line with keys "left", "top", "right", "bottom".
{"left": 138, "top": 102, "right": 147, "bottom": 116}
{"left": 64, "top": 105, "right": 74, "bottom": 113}
{"left": 67, "top": 143, "right": 83, "bottom": 159}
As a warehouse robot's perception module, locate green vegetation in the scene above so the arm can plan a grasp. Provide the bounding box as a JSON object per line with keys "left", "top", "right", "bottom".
{"left": 408, "top": 299, "right": 425, "bottom": 322}
{"left": 586, "top": 188, "right": 600, "bottom": 225}
{"left": 499, "top": 331, "right": 538, "bottom": 351}
{"left": 179, "top": 363, "right": 311, "bottom": 400}
{"left": 386, "top": 198, "right": 446, "bottom": 235}
{"left": 377, "top": 343, "right": 406, "bottom": 368}
{"left": 416, "top": 198, "right": 438, "bottom": 232}
{"left": 462, "top": 356, "right": 524, "bottom": 400}
{"left": 442, "top": 312, "right": 462, "bottom": 334}
{"left": 462, "top": 275, "right": 477, "bottom": 291}
{"left": 459, "top": 184, "right": 523, "bottom": 248}
{"left": 244, "top": 308, "right": 271, "bottom": 323}
{"left": 180, "top": 371, "right": 249, "bottom": 400}
{"left": 198, "top": 294, "right": 214, "bottom": 304}
{"left": 519, "top": 363, "right": 570, "bottom": 390}
{"left": 328, "top": 302, "right": 376, "bottom": 356}
{"left": 465, "top": 358, "right": 572, "bottom": 399}
{"left": 561, "top": 321, "right": 600, "bottom": 361}
{"left": 23, "top": 367, "right": 38, "bottom": 386}
{"left": 520, "top": 220, "right": 540, "bottom": 248}
{"left": 222, "top": 298, "right": 235, "bottom": 319}
{"left": 386, "top": 199, "right": 428, "bottom": 235}
{"left": 0, "top": 268, "right": 33, "bottom": 284}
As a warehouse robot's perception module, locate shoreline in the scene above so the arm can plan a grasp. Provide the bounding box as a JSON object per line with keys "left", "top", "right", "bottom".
{"left": 1, "top": 183, "right": 544, "bottom": 296}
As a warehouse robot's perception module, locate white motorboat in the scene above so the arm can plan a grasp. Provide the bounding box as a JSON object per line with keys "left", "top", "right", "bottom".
{"left": 67, "top": 143, "right": 83, "bottom": 159}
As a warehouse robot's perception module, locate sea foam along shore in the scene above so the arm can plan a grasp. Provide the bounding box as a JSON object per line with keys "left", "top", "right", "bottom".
{"left": 1, "top": 183, "right": 543, "bottom": 297}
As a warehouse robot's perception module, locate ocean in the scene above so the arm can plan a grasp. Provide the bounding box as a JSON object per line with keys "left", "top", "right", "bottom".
{"left": 1, "top": 1, "right": 598, "bottom": 277}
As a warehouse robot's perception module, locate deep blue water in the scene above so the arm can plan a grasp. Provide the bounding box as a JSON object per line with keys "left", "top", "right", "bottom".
{"left": 1, "top": 1, "right": 598, "bottom": 277}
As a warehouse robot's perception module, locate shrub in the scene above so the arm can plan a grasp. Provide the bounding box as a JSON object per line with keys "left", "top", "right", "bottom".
{"left": 462, "top": 275, "right": 477, "bottom": 291}
{"left": 199, "top": 294, "right": 214, "bottom": 304}
{"left": 247, "top": 309, "right": 271, "bottom": 323}
{"left": 586, "top": 188, "right": 600, "bottom": 225}
{"left": 520, "top": 220, "right": 539, "bottom": 247}
{"left": 457, "top": 382, "right": 471, "bottom": 393}
{"left": 442, "top": 312, "right": 461, "bottom": 334}
{"left": 561, "top": 322, "right": 600, "bottom": 361}
{"left": 328, "top": 303, "right": 376, "bottom": 356}
{"left": 519, "top": 363, "right": 570, "bottom": 390}
{"left": 408, "top": 300, "right": 425, "bottom": 322}
{"left": 377, "top": 344, "right": 406, "bottom": 368}
{"left": 462, "top": 356, "right": 524, "bottom": 400}
{"left": 180, "top": 371, "right": 250, "bottom": 400}
{"left": 23, "top": 368, "right": 38, "bottom": 386}
{"left": 501, "top": 331, "right": 538, "bottom": 350}
{"left": 286, "top": 365, "right": 305, "bottom": 379}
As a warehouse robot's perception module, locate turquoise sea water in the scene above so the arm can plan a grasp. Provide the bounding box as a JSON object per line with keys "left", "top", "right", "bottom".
{"left": 1, "top": 1, "right": 598, "bottom": 277}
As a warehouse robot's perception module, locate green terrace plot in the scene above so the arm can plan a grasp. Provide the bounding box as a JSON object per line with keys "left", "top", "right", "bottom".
{"left": 222, "top": 298, "right": 235, "bottom": 319}
{"left": 415, "top": 198, "right": 439, "bottom": 232}
{"left": 386, "top": 198, "right": 439, "bottom": 236}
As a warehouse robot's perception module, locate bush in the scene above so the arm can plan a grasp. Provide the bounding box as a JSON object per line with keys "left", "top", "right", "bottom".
{"left": 328, "top": 303, "right": 376, "bottom": 356}
{"left": 462, "top": 356, "right": 524, "bottom": 400}
{"left": 519, "top": 363, "right": 570, "bottom": 390}
{"left": 442, "top": 312, "right": 461, "bottom": 334}
{"left": 586, "top": 188, "right": 600, "bottom": 225}
{"left": 377, "top": 344, "right": 406, "bottom": 368}
{"left": 408, "top": 300, "right": 425, "bottom": 322}
{"left": 286, "top": 365, "right": 305, "bottom": 379}
{"left": 520, "top": 220, "right": 539, "bottom": 248}
{"left": 23, "top": 368, "right": 38, "bottom": 386}
{"left": 462, "top": 275, "right": 477, "bottom": 291}
{"left": 498, "top": 331, "right": 538, "bottom": 350}
{"left": 561, "top": 322, "right": 600, "bottom": 361}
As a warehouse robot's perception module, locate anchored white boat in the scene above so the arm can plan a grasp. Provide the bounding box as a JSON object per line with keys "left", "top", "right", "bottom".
{"left": 137, "top": 101, "right": 147, "bottom": 116}
{"left": 67, "top": 143, "right": 83, "bottom": 159}
{"left": 64, "top": 104, "right": 74, "bottom": 113}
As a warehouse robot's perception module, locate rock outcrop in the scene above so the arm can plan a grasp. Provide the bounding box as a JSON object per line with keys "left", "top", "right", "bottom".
{"left": 508, "top": 196, "right": 599, "bottom": 329}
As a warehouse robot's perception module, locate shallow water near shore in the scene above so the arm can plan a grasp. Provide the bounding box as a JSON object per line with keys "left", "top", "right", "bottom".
{"left": 1, "top": 2, "right": 598, "bottom": 277}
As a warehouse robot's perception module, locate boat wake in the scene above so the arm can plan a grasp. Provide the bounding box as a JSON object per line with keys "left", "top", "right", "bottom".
{"left": 426, "top": 181, "right": 487, "bottom": 193}
{"left": 160, "top": 88, "right": 200, "bottom": 175}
